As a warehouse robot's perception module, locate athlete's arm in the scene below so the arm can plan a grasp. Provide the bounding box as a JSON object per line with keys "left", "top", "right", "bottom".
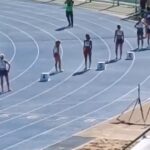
{"left": 5, "top": 60, "right": 10, "bottom": 72}
{"left": 134, "top": 22, "right": 138, "bottom": 28}
{"left": 114, "top": 30, "right": 117, "bottom": 42}
{"left": 83, "top": 40, "right": 85, "bottom": 49}
{"left": 122, "top": 31, "right": 124, "bottom": 42}
{"left": 90, "top": 40, "right": 92, "bottom": 50}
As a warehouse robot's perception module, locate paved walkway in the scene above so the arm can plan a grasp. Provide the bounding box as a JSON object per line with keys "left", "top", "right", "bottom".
{"left": 33, "top": 0, "right": 136, "bottom": 18}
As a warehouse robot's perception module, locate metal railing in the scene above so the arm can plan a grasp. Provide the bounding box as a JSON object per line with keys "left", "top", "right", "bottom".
{"left": 123, "top": 128, "right": 150, "bottom": 150}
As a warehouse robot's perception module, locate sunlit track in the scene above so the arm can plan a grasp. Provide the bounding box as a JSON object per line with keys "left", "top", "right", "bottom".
{"left": 0, "top": 12, "right": 88, "bottom": 101}
{"left": 0, "top": 19, "right": 110, "bottom": 123}
{"left": 0, "top": 31, "right": 16, "bottom": 63}
{"left": 0, "top": 9, "right": 112, "bottom": 142}
{"left": 0, "top": 1, "right": 134, "bottom": 104}
{"left": 1, "top": 60, "right": 135, "bottom": 150}
{"left": 0, "top": 16, "right": 85, "bottom": 102}
{"left": 0, "top": 8, "right": 111, "bottom": 110}
{"left": 0, "top": 4, "right": 119, "bottom": 149}
{"left": 1, "top": 1, "right": 150, "bottom": 150}
{"left": 0, "top": 15, "right": 135, "bottom": 150}
{"left": 0, "top": 20, "right": 40, "bottom": 83}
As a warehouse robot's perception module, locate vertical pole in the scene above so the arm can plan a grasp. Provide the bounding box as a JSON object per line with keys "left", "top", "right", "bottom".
{"left": 113, "top": 0, "right": 115, "bottom": 6}
{"left": 135, "top": 0, "right": 138, "bottom": 13}
{"left": 138, "top": 84, "right": 145, "bottom": 124}
{"left": 138, "top": 84, "right": 140, "bottom": 100}
{"left": 117, "top": 0, "right": 119, "bottom": 6}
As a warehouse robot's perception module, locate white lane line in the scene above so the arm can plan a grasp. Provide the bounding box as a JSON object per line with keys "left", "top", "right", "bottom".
{"left": 0, "top": 16, "right": 85, "bottom": 102}
{"left": 2, "top": 1, "right": 150, "bottom": 150}
{"left": 0, "top": 31, "right": 16, "bottom": 63}
{"left": 0, "top": 0, "right": 135, "bottom": 141}
{"left": 2, "top": 59, "right": 135, "bottom": 150}
{"left": 0, "top": 20, "right": 111, "bottom": 139}
{"left": 1, "top": 19, "right": 135, "bottom": 150}
{"left": 0, "top": 20, "right": 40, "bottom": 83}
{"left": 0, "top": 12, "right": 110, "bottom": 122}
{"left": 0, "top": 5, "right": 112, "bottom": 144}
{"left": 0, "top": 12, "right": 84, "bottom": 110}
{"left": 71, "top": 98, "right": 150, "bottom": 150}
{"left": 40, "top": 73, "right": 150, "bottom": 150}
{"left": 1, "top": 5, "right": 109, "bottom": 111}
{"left": 0, "top": 1, "right": 141, "bottom": 149}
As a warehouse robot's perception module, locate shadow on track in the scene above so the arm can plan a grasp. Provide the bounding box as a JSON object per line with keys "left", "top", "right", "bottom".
{"left": 49, "top": 71, "right": 63, "bottom": 76}
{"left": 105, "top": 58, "right": 118, "bottom": 64}
{"left": 131, "top": 48, "right": 150, "bottom": 52}
{"left": 72, "top": 69, "right": 90, "bottom": 76}
{"left": 55, "top": 26, "right": 70, "bottom": 31}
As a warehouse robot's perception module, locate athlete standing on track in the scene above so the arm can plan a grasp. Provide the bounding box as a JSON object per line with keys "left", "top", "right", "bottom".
{"left": 65, "top": 0, "right": 74, "bottom": 27}
{"left": 83, "top": 34, "right": 92, "bottom": 70}
{"left": 135, "top": 17, "right": 145, "bottom": 49}
{"left": 0, "top": 54, "right": 11, "bottom": 93}
{"left": 114, "top": 25, "right": 124, "bottom": 60}
{"left": 144, "top": 8, "right": 150, "bottom": 48}
{"left": 53, "top": 41, "right": 62, "bottom": 72}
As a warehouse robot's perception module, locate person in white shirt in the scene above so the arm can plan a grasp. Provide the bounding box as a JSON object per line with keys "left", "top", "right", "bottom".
{"left": 114, "top": 25, "right": 124, "bottom": 60}
{"left": 53, "top": 41, "right": 62, "bottom": 72}
{"left": 135, "top": 17, "right": 145, "bottom": 49}
{"left": 83, "top": 34, "right": 92, "bottom": 70}
{"left": 0, "top": 54, "right": 11, "bottom": 93}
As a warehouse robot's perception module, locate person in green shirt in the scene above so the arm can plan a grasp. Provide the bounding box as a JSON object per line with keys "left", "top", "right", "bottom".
{"left": 65, "top": 0, "right": 74, "bottom": 27}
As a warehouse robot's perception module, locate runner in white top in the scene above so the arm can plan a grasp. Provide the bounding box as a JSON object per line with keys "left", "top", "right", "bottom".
{"left": 0, "top": 53, "right": 11, "bottom": 93}
{"left": 135, "top": 17, "right": 145, "bottom": 49}
{"left": 114, "top": 25, "right": 124, "bottom": 60}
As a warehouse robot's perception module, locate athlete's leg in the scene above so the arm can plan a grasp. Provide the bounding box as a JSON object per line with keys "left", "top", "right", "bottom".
{"left": 84, "top": 50, "right": 88, "bottom": 70}
{"left": 70, "top": 11, "right": 73, "bottom": 27}
{"left": 5, "top": 72, "right": 10, "bottom": 91}
{"left": 148, "top": 34, "right": 150, "bottom": 47}
{"left": 137, "top": 35, "right": 140, "bottom": 49}
{"left": 55, "top": 59, "right": 58, "bottom": 72}
{"left": 115, "top": 42, "right": 119, "bottom": 59}
{"left": 141, "top": 35, "right": 144, "bottom": 48}
{"left": 89, "top": 51, "right": 92, "bottom": 69}
{"left": 66, "top": 11, "right": 71, "bottom": 26}
{"left": 0, "top": 76, "right": 4, "bottom": 93}
{"left": 58, "top": 56, "right": 62, "bottom": 72}
{"left": 120, "top": 43, "right": 123, "bottom": 59}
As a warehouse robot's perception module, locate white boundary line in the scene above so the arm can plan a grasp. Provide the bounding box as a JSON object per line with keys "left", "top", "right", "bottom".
{"left": 0, "top": 1, "right": 146, "bottom": 150}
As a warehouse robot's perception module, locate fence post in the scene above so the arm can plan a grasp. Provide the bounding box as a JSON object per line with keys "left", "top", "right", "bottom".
{"left": 117, "top": 0, "right": 120, "bottom": 6}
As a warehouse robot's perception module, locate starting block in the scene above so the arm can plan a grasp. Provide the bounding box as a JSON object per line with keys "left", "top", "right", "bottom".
{"left": 126, "top": 52, "right": 134, "bottom": 60}
{"left": 97, "top": 62, "right": 105, "bottom": 71}
{"left": 40, "top": 72, "right": 50, "bottom": 82}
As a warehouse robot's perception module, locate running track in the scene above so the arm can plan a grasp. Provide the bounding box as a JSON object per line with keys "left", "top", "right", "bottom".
{"left": 0, "top": 0, "right": 150, "bottom": 149}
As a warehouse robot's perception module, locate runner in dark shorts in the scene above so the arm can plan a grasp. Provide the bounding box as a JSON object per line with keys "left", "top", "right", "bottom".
{"left": 135, "top": 17, "right": 145, "bottom": 49}
{"left": 114, "top": 25, "right": 124, "bottom": 60}
{"left": 65, "top": 0, "right": 74, "bottom": 27}
{"left": 53, "top": 41, "right": 62, "bottom": 72}
{"left": 83, "top": 34, "right": 92, "bottom": 70}
{"left": 0, "top": 54, "right": 11, "bottom": 93}
{"left": 146, "top": 24, "right": 150, "bottom": 48}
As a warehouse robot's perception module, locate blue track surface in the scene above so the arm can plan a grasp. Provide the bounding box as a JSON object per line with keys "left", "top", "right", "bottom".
{"left": 0, "top": 0, "right": 150, "bottom": 149}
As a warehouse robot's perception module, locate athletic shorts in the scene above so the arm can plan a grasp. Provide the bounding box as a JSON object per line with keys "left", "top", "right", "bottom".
{"left": 84, "top": 47, "right": 91, "bottom": 56}
{"left": 116, "top": 39, "right": 123, "bottom": 44}
{"left": 54, "top": 53, "right": 60, "bottom": 60}
{"left": 137, "top": 28, "right": 143, "bottom": 36}
{"left": 147, "top": 28, "right": 150, "bottom": 34}
{"left": 66, "top": 11, "right": 73, "bottom": 17}
{"left": 0, "top": 69, "right": 8, "bottom": 76}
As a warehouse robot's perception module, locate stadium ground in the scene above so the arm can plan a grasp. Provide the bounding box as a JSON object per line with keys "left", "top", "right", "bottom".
{"left": 0, "top": 0, "right": 150, "bottom": 150}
